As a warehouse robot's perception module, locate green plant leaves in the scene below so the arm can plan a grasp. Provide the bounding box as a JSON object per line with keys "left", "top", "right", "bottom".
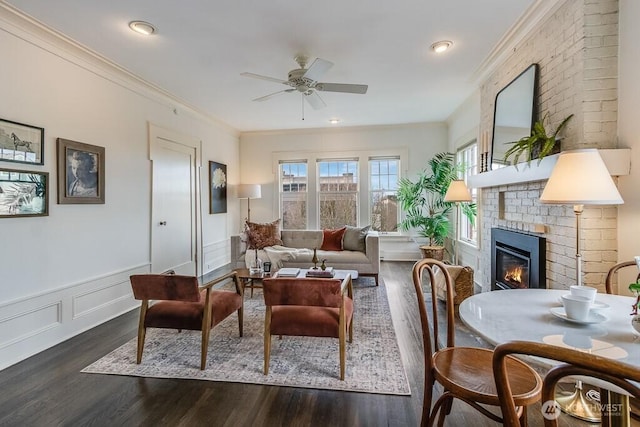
{"left": 502, "top": 113, "right": 573, "bottom": 167}
{"left": 397, "top": 152, "right": 477, "bottom": 246}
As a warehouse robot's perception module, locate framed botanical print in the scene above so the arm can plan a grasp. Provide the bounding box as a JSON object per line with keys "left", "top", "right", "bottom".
{"left": 0, "top": 118, "right": 44, "bottom": 165}
{"left": 0, "top": 168, "right": 49, "bottom": 217}
{"left": 57, "top": 138, "right": 105, "bottom": 204}
{"left": 209, "top": 161, "right": 227, "bottom": 214}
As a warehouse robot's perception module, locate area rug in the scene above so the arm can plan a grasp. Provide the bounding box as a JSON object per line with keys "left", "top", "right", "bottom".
{"left": 82, "top": 278, "right": 411, "bottom": 396}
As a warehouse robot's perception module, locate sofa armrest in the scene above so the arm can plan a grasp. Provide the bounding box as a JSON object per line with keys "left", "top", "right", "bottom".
{"left": 365, "top": 232, "right": 380, "bottom": 273}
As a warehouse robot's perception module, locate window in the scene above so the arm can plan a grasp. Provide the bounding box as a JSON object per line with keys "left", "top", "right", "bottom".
{"left": 279, "top": 161, "right": 307, "bottom": 230}
{"left": 456, "top": 143, "right": 478, "bottom": 245}
{"left": 317, "top": 159, "right": 358, "bottom": 229}
{"left": 369, "top": 157, "right": 399, "bottom": 233}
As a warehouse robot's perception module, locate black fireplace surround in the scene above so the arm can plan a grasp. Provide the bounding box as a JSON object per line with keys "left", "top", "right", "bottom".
{"left": 491, "top": 228, "right": 546, "bottom": 291}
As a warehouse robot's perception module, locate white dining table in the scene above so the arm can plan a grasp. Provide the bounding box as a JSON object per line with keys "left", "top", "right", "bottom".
{"left": 459, "top": 288, "right": 640, "bottom": 426}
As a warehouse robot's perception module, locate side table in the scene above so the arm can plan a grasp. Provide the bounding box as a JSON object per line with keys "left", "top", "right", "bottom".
{"left": 235, "top": 268, "right": 270, "bottom": 298}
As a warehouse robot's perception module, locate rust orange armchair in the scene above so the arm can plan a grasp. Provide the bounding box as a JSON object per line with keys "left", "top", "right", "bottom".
{"left": 262, "top": 275, "right": 354, "bottom": 380}
{"left": 129, "top": 271, "right": 244, "bottom": 370}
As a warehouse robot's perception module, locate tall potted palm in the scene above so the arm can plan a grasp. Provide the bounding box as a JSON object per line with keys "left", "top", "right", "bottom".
{"left": 397, "top": 152, "right": 476, "bottom": 260}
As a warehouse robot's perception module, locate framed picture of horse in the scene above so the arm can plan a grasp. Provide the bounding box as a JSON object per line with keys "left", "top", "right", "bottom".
{"left": 0, "top": 118, "right": 44, "bottom": 165}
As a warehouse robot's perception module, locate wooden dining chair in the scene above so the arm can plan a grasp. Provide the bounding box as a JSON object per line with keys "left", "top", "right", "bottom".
{"left": 412, "top": 258, "right": 542, "bottom": 426}
{"left": 606, "top": 260, "right": 640, "bottom": 295}
{"left": 262, "top": 275, "right": 353, "bottom": 380}
{"left": 130, "top": 271, "right": 244, "bottom": 370}
{"left": 494, "top": 340, "right": 640, "bottom": 427}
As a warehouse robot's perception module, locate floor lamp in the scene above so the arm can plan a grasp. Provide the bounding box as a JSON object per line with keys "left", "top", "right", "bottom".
{"left": 237, "top": 184, "right": 261, "bottom": 223}
{"left": 540, "top": 148, "right": 624, "bottom": 422}
{"left": 444, "top": 180, "right": 472, "bottom": 265}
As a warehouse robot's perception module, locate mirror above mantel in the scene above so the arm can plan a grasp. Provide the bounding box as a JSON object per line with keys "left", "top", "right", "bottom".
{"left": 491, "top": 64, "right": 538, "bottom": 169}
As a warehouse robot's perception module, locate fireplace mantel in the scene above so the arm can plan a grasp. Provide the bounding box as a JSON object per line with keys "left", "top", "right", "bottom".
{"left": 468, "top": 148, "right": 631, "bottom": 189}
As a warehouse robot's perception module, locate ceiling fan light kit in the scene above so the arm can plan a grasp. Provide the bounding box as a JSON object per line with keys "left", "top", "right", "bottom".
{"left": 241, "top": 55, "right": 368, "bottom": 113}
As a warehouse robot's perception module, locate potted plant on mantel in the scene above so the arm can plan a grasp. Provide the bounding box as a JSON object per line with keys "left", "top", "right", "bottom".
{"left": 397, "top": 152, "right": 476, "bottom": 261}
{"left": 503, "top": 112, "right": 573, "bottom": 167}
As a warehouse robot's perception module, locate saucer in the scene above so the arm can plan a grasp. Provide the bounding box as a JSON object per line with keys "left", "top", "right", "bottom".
{"left": 549, "top": 307, "right": 608, "bottom": 325}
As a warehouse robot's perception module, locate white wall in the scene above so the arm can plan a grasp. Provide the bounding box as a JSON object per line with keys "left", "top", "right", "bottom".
{"left": 240, "top": 123, "right": 448, "bottom": 222}
{"left": 0, "top": 9, "right": 240, "bottom": 370}
{"left": 616, "top": 0, "right": 640, "bottom": 291}
{"left": 239, "top": 123, "right": 448, "bottom": 259}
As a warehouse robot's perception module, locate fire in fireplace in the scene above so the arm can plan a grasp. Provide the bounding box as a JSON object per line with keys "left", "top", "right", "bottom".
{"left": 491, "top": 228, "right": 546, "bottom": 290}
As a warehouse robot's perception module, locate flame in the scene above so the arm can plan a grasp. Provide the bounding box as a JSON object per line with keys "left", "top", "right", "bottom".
{"left": 505, "top": 266, "right": 523, "bottom": 283}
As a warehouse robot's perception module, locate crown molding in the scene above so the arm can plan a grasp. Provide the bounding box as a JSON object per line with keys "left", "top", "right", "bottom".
{"left": 470, "top": 0, "right": 567, "bottom": 86}
{"left": 0, "top": 3, "right": 238, "bottom": 136}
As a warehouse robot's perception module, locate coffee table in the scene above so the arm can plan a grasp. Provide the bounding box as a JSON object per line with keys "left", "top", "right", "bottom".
{"left": 275, "top": 268, "right": 358, "bottom": 281}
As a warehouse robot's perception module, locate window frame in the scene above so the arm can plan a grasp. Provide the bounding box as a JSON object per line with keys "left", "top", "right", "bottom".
{"left": 455, "top": 142, "right": 478, "bottom": 247}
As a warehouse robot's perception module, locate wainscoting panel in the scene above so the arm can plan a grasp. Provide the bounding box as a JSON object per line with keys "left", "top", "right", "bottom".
{"left": 0, "top": 264, "right": 149, "bottom": 371}
{"left": 203, "top": 239, "right": 229, "bottom": 274}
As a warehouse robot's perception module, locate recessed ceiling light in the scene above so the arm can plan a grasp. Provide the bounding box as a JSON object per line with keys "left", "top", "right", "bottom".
{"left": 129, "top": 21, "right": 156, "bottom": 36}
{"left": 431, "top": 40, "right": 453, "bottom": 53}
{"left": 329, "top": 119, "right": 340, "bottom": 124}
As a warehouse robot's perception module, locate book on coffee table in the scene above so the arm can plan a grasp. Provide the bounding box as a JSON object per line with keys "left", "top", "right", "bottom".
{"left": 276, "top": 268, "right": 300, "bottom": 277}
{"left": 306, "top": 267, "right": 335, "bottom": 278}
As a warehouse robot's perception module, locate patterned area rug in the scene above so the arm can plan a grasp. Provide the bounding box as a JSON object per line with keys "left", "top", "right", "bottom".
{"left": 82, "top": 278, "right": 411, "bottom": 395}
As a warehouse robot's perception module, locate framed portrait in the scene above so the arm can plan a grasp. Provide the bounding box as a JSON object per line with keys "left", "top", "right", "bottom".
{"left": 0, "top": 168, "right": 49, "bottom": 218}
{"left": 0, "top": 118, "right": 44, "bottom": 165}
{"left": 57, "top": 138, "right": 105, "bottom": 204}
{"left": 209, "top": 161, "right": 227, "bottom": 214}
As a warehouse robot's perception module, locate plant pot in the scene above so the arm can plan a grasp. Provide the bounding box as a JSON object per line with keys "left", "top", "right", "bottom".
{"left": 419, "top": 245, "right": 445, "bottom": 261}
{"left": 531, "top": 139, "right": 561, "bottom": 160}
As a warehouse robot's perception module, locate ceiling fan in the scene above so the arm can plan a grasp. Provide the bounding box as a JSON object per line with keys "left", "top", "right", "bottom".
{"left": 241, "top": 55, "right": 368, "bottom": 110}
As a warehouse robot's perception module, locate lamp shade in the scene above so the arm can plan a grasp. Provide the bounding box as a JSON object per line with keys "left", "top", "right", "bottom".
{"left": 237, "top": 184, "right": 261, "bottom": 199}
{"left": 540, "top": 149, "right": 623, "bottom": 205}
{"left": 444, "top": 180, "right": 472, "bottom": 202}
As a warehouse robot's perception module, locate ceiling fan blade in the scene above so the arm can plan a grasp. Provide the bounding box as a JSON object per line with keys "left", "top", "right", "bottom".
{"left": 303, "top": 58, "right": 334, "bottom": 82}
{"left": 304, "top": 91, "right": 326, "bottom": 110}
{"left": 315, "top": 82, "right": 368, "bottom": 94}
{"left": 252, "top": 89, "right": 294, "bottom": 102}
{"left": 241, "top": 72, "right": 288, "bottom": 85}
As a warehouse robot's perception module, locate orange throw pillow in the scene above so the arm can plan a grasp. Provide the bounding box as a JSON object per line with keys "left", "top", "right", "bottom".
{"left": 320, "top": 227, "right": 346, "bottom": 251}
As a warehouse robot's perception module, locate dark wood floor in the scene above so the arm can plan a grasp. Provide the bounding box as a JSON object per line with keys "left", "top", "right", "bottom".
{"left": 0, "top": 261, "right": 627, "bottom": 426}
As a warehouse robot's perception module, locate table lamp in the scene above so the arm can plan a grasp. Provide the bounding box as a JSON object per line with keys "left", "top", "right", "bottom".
{"left": 444, "top": 180, "right": 472, "bottom": 265}
{"left": 540, "top": 148, "right": 623, "bottom": 422}
{"left": 237, "top": 184, "right": 261, "bottom": 223}
{"left": 540, "top": 149, "right": 623, "bottom": 287}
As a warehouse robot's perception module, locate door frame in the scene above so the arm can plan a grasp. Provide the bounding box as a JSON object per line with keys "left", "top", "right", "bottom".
{"left": 149, "top": 122, "right": 203, "bottom": 276}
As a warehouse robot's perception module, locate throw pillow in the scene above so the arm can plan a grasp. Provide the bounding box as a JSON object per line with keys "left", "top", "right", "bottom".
{"left": 342, "top": 225, "right": 371, "bottom": 252}
{"left": 245, "top": 219, "right": 283, "bottom": 249}
{"left": 320, "top": 227, "right": 347, "bottom": 251}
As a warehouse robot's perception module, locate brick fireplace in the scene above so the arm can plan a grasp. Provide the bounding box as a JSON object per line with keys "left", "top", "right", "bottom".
{"left": 475, "top": 0, "right": 621, "bottom": 292}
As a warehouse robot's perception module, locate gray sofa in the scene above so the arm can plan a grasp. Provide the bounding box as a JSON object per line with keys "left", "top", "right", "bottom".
{"left": 230, "top": 230, "right": 380, "bottom": 285}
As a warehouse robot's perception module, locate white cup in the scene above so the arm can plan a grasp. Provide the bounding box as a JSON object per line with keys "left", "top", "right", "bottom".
{"left": 570, "top": 285, "right": 597, "bottom": 303}
{"left": 562, "top": 294, "right": 592, "bottom": 321}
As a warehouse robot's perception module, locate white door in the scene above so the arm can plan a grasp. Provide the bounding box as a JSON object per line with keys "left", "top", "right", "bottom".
{"left": 150, "top": 125, "right": 201, "bottom": 276}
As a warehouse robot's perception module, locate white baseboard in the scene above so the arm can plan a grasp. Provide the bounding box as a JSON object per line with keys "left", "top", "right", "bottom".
{"left": 0, "top": 264, "right": 149, "bottom": 371}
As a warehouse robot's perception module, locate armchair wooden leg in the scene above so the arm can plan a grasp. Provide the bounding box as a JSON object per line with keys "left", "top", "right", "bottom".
{"left": 201, "top": 323, "right": 211, "bottom": 370}
{"left": 264, "top": 307, "right": 272, "bottom": 375}
{"left": 238, "top": 307, "right": 244, "bottom": 337}
{"left": 136, "top": 301, "right": 148, "bottom": 364}
{"left": 136, "top": 327, "right": 146, "bottom": 364}
{"left": 339, "top": 324, "right": 346, "bottom": 380}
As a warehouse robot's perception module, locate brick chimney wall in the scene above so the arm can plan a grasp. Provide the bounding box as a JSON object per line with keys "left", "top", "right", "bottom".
{"left": 478, "top": 0, "right": 619, "bottom": 291}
